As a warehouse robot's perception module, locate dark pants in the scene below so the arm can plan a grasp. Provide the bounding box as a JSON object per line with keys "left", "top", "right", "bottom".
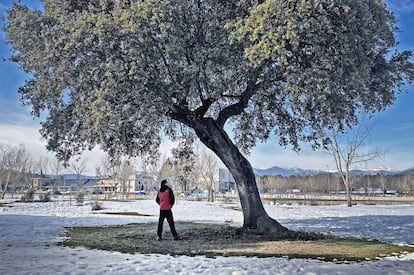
{"left": 157, "top": 209, "right": 178, "bottom": 238}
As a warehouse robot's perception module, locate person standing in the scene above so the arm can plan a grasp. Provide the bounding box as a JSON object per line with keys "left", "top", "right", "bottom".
{"left": 156, "top": 179, "right": 181, "bottom": 240}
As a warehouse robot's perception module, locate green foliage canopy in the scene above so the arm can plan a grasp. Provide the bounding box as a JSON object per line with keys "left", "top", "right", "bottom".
{"left": 228, "top": 0, "right": 414, "bottom": 135}
{"left": 4, "top": 0, "right": 413, "bottom": 163}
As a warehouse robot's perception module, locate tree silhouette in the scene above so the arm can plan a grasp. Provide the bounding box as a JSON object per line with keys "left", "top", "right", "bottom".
{"left": 4, "top": 0, "right": 413, "bottom": 234}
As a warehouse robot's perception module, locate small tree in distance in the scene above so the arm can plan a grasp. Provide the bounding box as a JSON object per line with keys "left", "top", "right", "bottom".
{"left": 70, "top": 157, "right": 88, "bottom": 205}
{"left": 50, "top": 157, "right": 65, "bottom": 192}
{"left": 4, "top": 0, "right": 414, "bottom": 235}
{"left": 1, "top": 144, "right": 30, "bottom": 198}
{"left": 197, "top": 146, "right": 218, "bottom": 202}
{"left": 171, "top": 134, "right": 197, "bottom": 193}
{"left": 326, "top": 121, "right": 385, "bottom": 207}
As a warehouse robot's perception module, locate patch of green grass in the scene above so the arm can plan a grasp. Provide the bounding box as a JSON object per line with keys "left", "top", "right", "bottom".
{"left": 0, "top": 202, "right": 13, "bottom": 207}
{"left": 58, "top": 222, "right": 414, "bottom": 262}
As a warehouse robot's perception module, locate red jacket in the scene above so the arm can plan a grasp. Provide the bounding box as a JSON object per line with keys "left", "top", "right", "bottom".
{"left": 156, "top": 188, "right": 175, "bottom": 210}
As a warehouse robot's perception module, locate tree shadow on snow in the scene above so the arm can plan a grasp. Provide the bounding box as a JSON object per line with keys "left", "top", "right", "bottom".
{"left": 281, "top": 215, "right": 414, "bottom": 245}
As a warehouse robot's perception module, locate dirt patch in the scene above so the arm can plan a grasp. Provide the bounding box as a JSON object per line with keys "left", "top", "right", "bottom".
{"left": 58, "top": 222, "right": 414, "bottom": 262}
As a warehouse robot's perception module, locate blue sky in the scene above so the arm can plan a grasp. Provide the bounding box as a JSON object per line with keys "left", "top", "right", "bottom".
{"left": 0, "top": 0, "right": 413, "bottom": 174}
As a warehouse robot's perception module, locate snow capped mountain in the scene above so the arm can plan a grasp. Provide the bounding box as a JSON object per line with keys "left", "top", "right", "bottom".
{"left": 401, "top": 167, "right": 414, "bottom": 174}
{"left": 253, "top": 166, "right": 323, "bottom": 177}
{"left": 349, "top": 167, "right": 398, "bottom": 176}
{"left": 253, "top": 166, "right": 413, "bottom": 177}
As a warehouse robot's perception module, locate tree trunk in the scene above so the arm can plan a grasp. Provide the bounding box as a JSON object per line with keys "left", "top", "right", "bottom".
{"left": 346, "top": 185, "right": 352, "bottom": 207}
{"left": 192, "top": 118, "right": 288, "bottom": 235}
{"left": 344, "top": 172, "right": 353, "bottom": 207}
{"left": 338, "top": 169, "right": 353, "bottom": 207}
{"left": 1, "top": 170, "right": 11, "bottom": 199}
{"left": 208, "top": 186, "right": 213, "bottom": 202}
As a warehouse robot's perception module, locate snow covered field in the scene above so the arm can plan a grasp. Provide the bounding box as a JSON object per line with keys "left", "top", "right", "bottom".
{"left": 1, "top": 196, "right": 413, "bottom": 274}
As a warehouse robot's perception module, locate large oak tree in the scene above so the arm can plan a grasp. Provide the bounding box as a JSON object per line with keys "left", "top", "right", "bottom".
{"left": 4, "top": 0, "right": 413, "bottom": 234}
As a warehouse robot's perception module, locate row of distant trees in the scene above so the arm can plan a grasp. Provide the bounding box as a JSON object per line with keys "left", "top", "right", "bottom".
{"left": 256, "top": 172, "right": 414, "bottom": 197}
{"left": 0, "top": 143, "right": 90, "bottom": 198}
{"left": 0, "top": 141, "right": 219, "bottom": 201}
{"left": 2, "top": 140, "right": 414, "bottom": 203}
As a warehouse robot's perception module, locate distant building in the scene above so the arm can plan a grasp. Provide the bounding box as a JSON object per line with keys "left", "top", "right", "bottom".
{"left": 95, "top": 177, "right": 118, "bottom": 192}
{"left": 31, "top": 171, "right": 159, "bottom": 194}
{"left": 31, "top": 173, "right": 50, "bottom": 190}
{"left": 135, "top": 171, "right": 157, "bottom": 192}
{"left": 32, "top": 174, "right": 98, "bottom": 192}
{"left": 218, "top": 168, "right": 236, "bottom": 193}
{"left": 93, "top": 171, "right": 157, "bottom": 194}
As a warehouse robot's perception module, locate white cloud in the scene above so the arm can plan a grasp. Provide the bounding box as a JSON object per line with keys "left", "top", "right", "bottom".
{"left": 0, "top": 124, "right": 104, "bottom": 175}
{"left": 0, "top": 124, "right": 44, "bottom": 152}
{"left": 0, "top": 123, "right": 181, "bottom": 175}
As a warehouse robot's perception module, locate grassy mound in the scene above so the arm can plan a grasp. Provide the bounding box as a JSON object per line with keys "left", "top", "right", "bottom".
{"left": 58, "top": 222, "right": 414, "bottom": 262}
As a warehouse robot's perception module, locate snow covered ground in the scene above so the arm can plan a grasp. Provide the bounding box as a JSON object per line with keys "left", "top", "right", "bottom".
{"left": 1, "top": 195, "right": 413, "bottom": 274}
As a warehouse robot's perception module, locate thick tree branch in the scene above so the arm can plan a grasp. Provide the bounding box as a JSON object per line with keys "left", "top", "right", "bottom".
{"left": 216, "top": 73, "right": 259, "bottom": 127}
{"left": 194, "top": 98, "right": 213, "bottom": 117}
{"left": 169, "top": 103, "right": 197, "bottom": 128}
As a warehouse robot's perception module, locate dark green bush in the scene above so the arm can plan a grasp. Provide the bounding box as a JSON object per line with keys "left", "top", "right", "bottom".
{"left": 39, "top": 192, "right": 51, "bottom": 202}
{"left": 91, "top": 200, "right": 102, "bottom": 211}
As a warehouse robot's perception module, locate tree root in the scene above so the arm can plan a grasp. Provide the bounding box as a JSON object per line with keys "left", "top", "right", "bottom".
{"left": 240, "top": 215, "right": 290, "bottom": 238}
{"left": 238, "top": 215, "right": 334, "bottom": 241}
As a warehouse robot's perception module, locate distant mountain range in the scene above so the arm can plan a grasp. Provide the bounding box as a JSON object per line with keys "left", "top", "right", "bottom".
{"left": 253, "top": 166, "right": 414, "bottom": 177}
{"left": 253, "top": 167, "right": 322, "bottom": 177}
{"left": 48, "top": 168, "right": 414, "bottom": 179}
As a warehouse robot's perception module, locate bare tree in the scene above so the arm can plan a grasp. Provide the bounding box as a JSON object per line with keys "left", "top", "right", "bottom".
{"left": 379, "top": 174, "right": 388, "bottom": 196}
{"left": 24, "top": 157, "right": 35, "bottom": 190}
{"left": 171, "top": 135, "right": 197, "bottom": 193}
{"left": 157, "top": 158, "right": 175, "bottom": 190}
{"left": 138, "top": 154, "right": 159, "bottom": 193}
{"left": 119, "top": 159, "right": 135, "bottom": 197}
{"left": 11, "top": 145, "right": 32, "bottom": 197}
{"left": 197, "top": 147, "right": 218, "bottom": 202}
{"left": 99, "top": 154, "right": 143, "bottom": 196}
{"left": 70, "top": 158, "right": 88, "bottom": 192}
{"left": 271, "top": 176, "right": 286, "bottom": 194}
{"left": 1, "top": 144, "right": 15, "bottom": 198}
{"left": 1, "top": 144, "right": 32, "bottom": 199}
{"left": 100, "top": 153, "right": 121, "bottom": 179}
{"left": 36, "top": 156, "right": 50, "bottom": 176}
{"left": 402, "top": 174, "right": 414, "bottom": 196}
{"left": 326, "top": 122, "right": 385, "bottom": 207}
{"left": 50, "top": 157, "right": 65, "bottom": 191}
